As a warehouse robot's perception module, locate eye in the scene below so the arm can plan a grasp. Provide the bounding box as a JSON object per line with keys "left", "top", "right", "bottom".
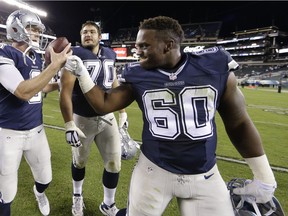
{"left": 136, "top": 44, "right": 148, "bottom": 51}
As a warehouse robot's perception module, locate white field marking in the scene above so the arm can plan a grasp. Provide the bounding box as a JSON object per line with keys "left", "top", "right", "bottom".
{"left": 44, "top": 124, "right": 65, "bottom": 131}
{"left": 43, "top": 115, "right": 55, "bottom": 118}
{"left": 43, "top": 109, "right": 61, "bottom": 118}
{"left": 43, "top": 123, "right": 288, "bottom": 173}
{"left": 254, "top": 121, "right": 288, "bottom": 127}
{"left": 216, "top": 156, "right": 288, "bottom": 173}
{"left": 247, "top": 104, "right": 288, "bottom": 111}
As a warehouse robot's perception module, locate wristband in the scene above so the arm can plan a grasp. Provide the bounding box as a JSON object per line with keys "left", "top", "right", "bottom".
{"left": 245, "top": 154, "right": 275, "bottom": 184}
{"left": 78, "top": 73, "right": 95, "bottom": 94}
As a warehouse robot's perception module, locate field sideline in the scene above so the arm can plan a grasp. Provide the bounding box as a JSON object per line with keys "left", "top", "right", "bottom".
{"left": 12, "top": 87, "right": 288, "bottom": 215}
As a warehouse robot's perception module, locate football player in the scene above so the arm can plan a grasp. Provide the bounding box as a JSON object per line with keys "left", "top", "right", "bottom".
{"left": 60, "top": 21, "right": 128, "bottom": 216}
{"left": 0, "top": 9, "right": 71, "bottom": 216}
{"left": 64, "top": 16, "right": 276, "bottom": 216}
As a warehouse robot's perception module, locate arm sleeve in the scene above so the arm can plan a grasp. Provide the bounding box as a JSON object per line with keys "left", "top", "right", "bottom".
{"left": 0, "top": 64, "right": 24, "bottom": 94}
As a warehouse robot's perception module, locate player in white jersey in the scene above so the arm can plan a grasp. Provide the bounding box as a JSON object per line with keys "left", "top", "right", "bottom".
{"left": 0, "top": 9, "right": 71, "bottom": 216}
{"left": 64, "top": 16, "right": 277, "bottom": 216}
{"left": 60, "top": 21, "right": 128, "bottom": 216}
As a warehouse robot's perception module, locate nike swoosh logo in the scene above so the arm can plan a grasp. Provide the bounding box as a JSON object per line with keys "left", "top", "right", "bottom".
{"left": 37, "top": 129, "right": 43, "bottom": 133}
{"left": 204, "top": 173, "right": 214, "bottom": 180}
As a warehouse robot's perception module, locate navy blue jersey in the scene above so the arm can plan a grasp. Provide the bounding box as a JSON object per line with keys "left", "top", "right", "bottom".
{"left": 121, "top": 46, "right": 238, "bottom": 174}
{"left": 71, "top": 46, "right": 116, "bottom": 117}
{"left": 0, "top": 43, "right": 43, "bottom": 130}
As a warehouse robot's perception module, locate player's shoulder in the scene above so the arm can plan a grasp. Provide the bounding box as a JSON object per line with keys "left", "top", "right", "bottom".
{"left": 100, "top": 45, "right": 116, "bottom": 59}
{"left": 123, "top": 61, "right": 144, "bottom": 77}
{"left": 0, "top": 43, "right": 15, "bottom": 54}
{"left": 188, "top": 45, "right": 227, "bottom": 56}
{"left": 123, "top": 61, "right": 142, "bottom": 74}
{"left": 72, "top": 45, "right": 85, "bottom": 54}
{"left": 119, "top": 61, "right": 145, "bottom": 83}
{"left": 126, "top": 61, "right": 141, "bottom": 69}
{"left": 187, "top": 46, "right": 233, "bottom": 62}
{"left": 71, "top": 45, "right": 92, "bottom": 60}
{"left": 0, "top": 43, "right": 21, "bottom": 64}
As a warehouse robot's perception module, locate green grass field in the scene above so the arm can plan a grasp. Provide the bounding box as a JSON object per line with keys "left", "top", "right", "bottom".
{"left": 12, "top": 86, "right": 288, "bottom": 215}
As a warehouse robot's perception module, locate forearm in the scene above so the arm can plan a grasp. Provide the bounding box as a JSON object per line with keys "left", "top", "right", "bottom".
{"left": 83, "top": 85, "right": 108, "bottom": 114}
{"left": 64, "top": 55, "right": 129, "bottom": 114}
{"left": 227, "top": 118, "right": 275, "bottom": 184}
{"left": 42, "top": 82, "right": 59, "bottom": 93}
{"left": 228, "top": 118, "right": 265, "bottom": 158}
{"left": 15, "top": 63, "right": 61, "bottom": 100}
{"left": 59, "top": 95, "right": 74, "bottom": 123}
{"left": 74, "top": 71, "right": 108, "bottom": 114}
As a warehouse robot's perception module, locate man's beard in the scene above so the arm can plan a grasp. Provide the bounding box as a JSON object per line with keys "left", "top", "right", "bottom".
{"left": 83, "top": 44, "right": 94, "bottom": 51}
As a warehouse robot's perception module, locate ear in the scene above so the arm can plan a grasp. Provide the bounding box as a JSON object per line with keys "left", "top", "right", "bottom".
{"left": 164, "top": 40, "right": 174, "bottom": 53}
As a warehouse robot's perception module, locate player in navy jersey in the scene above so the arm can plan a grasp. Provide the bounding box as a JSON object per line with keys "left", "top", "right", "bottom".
{"left": 0, "top": 9, "right": 72, "bottom": 216}
{"left": 60, "top": 21, "right": 128, "bottom": 216}
{"left": 64, "top": 16, "right": 276, "bottom": 216}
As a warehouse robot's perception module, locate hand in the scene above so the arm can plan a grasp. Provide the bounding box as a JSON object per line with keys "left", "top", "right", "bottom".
{"left": 64, "top": 55, "right": 94, "bottom": 94}
{"left": 233, "top": 178, "right": 277, "bottom": 203}
{"left": 49, "top": 43, "right": 72, "bottom": 67}
{"left": 64, "top": 121, "right": 86, "bottom": 147}
{"left": 64, "top": 55, "right": 88, "bottom": 77}
{"left": 119, "top": 112, "right": 128, "bottom": 129}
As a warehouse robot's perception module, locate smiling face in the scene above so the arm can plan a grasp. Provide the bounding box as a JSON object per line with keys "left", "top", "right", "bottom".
{"left": 80, "top": 24, "right": 101, "bottom": 50}
{"left": 135, "top": 29, "right": 168, "bottom": 70}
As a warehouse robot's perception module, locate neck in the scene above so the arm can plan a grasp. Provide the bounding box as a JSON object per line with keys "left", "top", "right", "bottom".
{"left": 12, "top": 41, "right": 29, "bottom": 52}
{"left": 161, "top": 51, "right": 183, "bottom": 72}
{"left": 92, "top": 44, "right": 100, "bottom": 55}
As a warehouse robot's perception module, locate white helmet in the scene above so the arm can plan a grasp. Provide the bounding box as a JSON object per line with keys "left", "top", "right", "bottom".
{"left": 227, "top": 178, "right": 285, "bottom": 216}
{"left": 6, "top": 9, "right": 47, "bottom": 50}
{"left": 119, "top": 126, "right": 139, "bottom": 160}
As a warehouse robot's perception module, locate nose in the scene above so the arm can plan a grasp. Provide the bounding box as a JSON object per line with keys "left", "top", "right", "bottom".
{"left": 136, "top": 48, "right": 142, "bottom": 55}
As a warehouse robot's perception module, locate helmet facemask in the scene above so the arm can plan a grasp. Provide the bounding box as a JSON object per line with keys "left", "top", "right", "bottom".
{"left": 119, "top": 126, "right": 140, "bottom": 160}
{"left": 227, "top": 178, "right": 285, "bottom": 216}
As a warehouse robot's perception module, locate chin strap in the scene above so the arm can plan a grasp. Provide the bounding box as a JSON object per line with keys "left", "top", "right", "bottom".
{"left": 22, "top": 45, "right": 33, "bottom": 66}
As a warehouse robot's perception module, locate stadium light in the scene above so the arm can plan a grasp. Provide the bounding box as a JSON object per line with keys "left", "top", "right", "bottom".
{"left": 1, "top": 0, "right": 47, "bottom": 17}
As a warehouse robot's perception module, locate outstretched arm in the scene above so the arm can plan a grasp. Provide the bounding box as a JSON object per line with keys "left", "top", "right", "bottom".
{"left": 82, "top": 79, "right": 134, "bottom": 115}
{"left": 64, "top": 55, "right": 135, "bottom": 114}
{"left": 14, "top": 44, "right": 72, "bottom": 100}
{"left": 112, "top": 70, "right": 128, "bottom": 128}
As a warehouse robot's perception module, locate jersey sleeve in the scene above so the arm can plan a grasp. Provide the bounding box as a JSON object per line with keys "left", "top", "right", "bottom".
{"left": 219, "top": 46, "right": 239, "bottom": 71}
{"left": 0, "top": 64, "right": 24, "bottom": 94}
{"left": 0, "top": 44, "right": 24, "bottom": 94}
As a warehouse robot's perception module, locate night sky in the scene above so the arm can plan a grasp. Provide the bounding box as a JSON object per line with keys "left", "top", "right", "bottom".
{"left": 24, "top": 1, "right": 288, "bottom": 45}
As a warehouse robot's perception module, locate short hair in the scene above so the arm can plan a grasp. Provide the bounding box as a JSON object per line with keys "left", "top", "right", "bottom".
{"left": 139, "top": 16, "right": 184, "bottom": 44}
{"left": 80, "top": 20, "right": 102, "bottom": 35}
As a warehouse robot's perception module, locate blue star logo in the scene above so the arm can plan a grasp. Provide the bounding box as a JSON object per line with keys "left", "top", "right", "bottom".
{"left": 12, "top": 10, "right": 26, "bottom": 23}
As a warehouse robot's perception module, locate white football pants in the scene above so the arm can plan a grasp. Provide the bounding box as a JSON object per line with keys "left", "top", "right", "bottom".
{"left": 127, "top": 152, "right": 234, "bottom": 216}
{"left": 0, "top": 125, "right": 52, "bottom": 203}
{"left": 72, "top": 113, "right": 121, "bottom": 173}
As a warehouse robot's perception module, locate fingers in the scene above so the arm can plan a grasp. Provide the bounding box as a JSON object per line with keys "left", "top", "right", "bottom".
{"left": 47, "top": 45, "right": 55, "bottom": 55}
{"left": 63, "top": 43, "right": 72, "bottom": 56}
